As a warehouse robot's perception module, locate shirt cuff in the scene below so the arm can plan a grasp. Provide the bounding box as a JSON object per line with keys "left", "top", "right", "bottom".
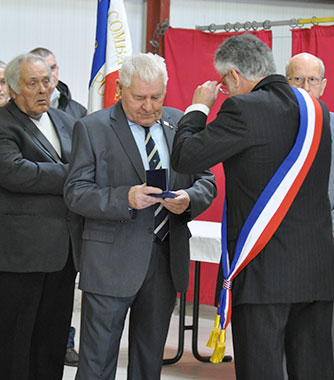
{"left": 184, "top": 103, "right": 210, "bottom": 116}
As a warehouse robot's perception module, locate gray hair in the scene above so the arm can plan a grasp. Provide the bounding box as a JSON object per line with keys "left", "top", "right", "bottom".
{"left": 285, "top": 53, "right": 325, "bottom": 78}
{"left": 0, "top": 60, "right": 6, "bottom": 69}
{"left": 29, "top": 47, "right": 55, "bottom": 58}
{"left": 5, "top": 53, "right": 53, "bottom": 94}
{"left": 214, "top": 33, "right": 276, "bottom": 81}
{"left": 119, "top": 53, "right": 168, "bottom": 87}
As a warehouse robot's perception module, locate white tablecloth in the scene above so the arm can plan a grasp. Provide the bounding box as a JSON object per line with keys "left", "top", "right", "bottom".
{"left": 188, "top": 220, "right": 221, "bottom": 264}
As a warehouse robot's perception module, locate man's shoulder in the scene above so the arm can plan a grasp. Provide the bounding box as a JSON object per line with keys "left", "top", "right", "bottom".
{"left": 75, "top": 107, "right": 112, "bottom": 129}
{"left": 162, "top": 106, "right": 183, "bottom": 121}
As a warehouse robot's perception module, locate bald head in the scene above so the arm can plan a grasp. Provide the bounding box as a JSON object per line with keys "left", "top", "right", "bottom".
{"left": 286, "top": 53, "right": 327, "bottom": 98}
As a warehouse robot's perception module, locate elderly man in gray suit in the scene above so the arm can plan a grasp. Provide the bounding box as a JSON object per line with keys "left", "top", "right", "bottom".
{"left": 64, "top": 53, "right": 216, "bottom": 380}
{"left": 0, "top": 53, "right": 82, "bottom": 380}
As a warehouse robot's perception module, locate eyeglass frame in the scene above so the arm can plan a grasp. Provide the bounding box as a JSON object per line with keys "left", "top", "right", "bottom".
{"left": 287, "top": 76, "right": 324, "bottom": 87}
{"left": 218, "top": 73, "right": 230, "bottom": 95}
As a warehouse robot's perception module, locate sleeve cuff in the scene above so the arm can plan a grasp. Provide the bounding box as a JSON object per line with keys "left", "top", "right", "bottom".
{"left": 184, "top": 103, "right": 210, "bottom": 116}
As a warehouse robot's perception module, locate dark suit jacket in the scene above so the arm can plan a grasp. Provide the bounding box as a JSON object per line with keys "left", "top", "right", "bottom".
{"left": 172, "top": 74, "right": 334, "bottom": 305}
{"left": 0, "top": 101, "right": 82, "bottom": 272}
{"left": 64, "top": 101, "right": 216, "bottom": 297}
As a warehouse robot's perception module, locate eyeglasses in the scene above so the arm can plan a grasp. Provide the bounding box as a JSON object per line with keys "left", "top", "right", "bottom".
{"left": 218, "top": 73, "right": 229, "bottom": 95}
{"left": 287, "top": 76, "right": 323, "bottom": 87}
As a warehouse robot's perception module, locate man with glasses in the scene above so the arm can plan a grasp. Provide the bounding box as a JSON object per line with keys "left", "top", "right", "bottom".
{"left": 0, "top": 60, "right": 9, "bottom": 106}
{"left": 172, "top": 34, "right": 334, "bottom": 380}
{"left": 286, "top": 52, "right": 334, "bottom": 226}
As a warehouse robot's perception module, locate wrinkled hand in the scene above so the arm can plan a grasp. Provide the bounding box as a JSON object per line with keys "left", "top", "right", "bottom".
{"left": 192, "top": 80, "right": 221, "bottom": 109}
{"left": 128, "top": 184, "right": 162, "bottom": 209}
{"left": 160, "top": 190, "right": 190, "bottom": 215}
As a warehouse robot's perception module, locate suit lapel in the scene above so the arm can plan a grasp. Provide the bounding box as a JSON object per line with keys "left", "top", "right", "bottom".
{"left": 6, "top": 102, "right": 63, "bottom": 163}
{"left": 48, "top": 108, "right": 71, "bottom": 163}
{"left": 160, "top": 110, "right": 177, "bottom": 188}
{"left": 110, "top": 102, "right": 146, "bottom": 183}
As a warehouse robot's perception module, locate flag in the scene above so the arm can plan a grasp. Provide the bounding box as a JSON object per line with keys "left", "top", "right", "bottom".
{"left": 88, "top": 0, "right": 132, "bottom": 113}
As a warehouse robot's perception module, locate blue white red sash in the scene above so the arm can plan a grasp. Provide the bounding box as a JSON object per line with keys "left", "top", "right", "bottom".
{"left": 207, "top": 87, "right": 323, "bottom": 363}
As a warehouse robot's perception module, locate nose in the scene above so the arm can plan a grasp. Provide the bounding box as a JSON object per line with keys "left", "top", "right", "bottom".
{"left": 142, "top": 98, "right": 153, "bottom": 112}
{"left": 302, "top": 80, "right": 311, "bottom": 92}
{"left": 37, "top": 81, "right": 48, "bottom": 93}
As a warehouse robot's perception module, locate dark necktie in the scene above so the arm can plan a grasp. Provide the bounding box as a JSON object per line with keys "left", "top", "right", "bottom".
{"left": 144, "top": 127, "right": 169, "bottom": 241}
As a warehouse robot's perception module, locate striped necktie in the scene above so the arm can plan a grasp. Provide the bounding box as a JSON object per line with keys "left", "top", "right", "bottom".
{"left": 144, "top": 127, "right": 169, "bottom": 241}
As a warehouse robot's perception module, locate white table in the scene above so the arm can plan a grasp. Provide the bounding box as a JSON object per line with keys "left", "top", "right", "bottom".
{"left": 189, "top": 220, "right": 221, "bottom": 263}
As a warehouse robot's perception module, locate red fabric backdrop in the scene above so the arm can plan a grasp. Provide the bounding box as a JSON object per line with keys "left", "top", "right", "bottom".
{"left": 164, "top": 28, "right": 272, "bottom": 304}
{"left": 291, "top": 25, "right": 334, "bottom": 112}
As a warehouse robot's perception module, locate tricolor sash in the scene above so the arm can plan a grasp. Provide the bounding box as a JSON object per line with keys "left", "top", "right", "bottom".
{"left": 207, "top": 87, "right": 324, "bottom": 363}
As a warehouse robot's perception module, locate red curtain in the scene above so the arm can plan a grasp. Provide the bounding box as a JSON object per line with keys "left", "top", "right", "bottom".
{"left": 164, "top": 28, "right": 272, "bottom": 223}
{"left": 291, "top": 25, "right": 334, "bottom": 112}
{"left": 164, "top": 28, "right": 272, "bottom": 305}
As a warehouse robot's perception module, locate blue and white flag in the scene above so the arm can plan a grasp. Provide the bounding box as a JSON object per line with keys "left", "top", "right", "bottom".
{"left": 88, "top": 0, "right": 132, "bottom": 113}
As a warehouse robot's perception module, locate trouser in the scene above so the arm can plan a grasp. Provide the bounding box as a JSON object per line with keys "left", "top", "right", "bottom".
{"left": 232, "top": 301, "right": 334, "bottom": 380}
{"left": 76, "top": 240, "right": 177, "bottom": 380}
{"left": 0, "top": 253, "right": 76, "bottom": 380}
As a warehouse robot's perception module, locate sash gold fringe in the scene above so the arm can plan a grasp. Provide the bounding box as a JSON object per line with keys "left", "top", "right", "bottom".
{"left": 206, "top": 314, "right": 221, "bottom": 349}
{"left": 210, "top": 329, "right": 226, "bottom": 363}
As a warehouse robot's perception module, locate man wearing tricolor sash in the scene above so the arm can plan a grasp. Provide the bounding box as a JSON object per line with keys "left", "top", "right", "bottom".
{"left": 171, "top": 34, "right": 334, "bottom": 380}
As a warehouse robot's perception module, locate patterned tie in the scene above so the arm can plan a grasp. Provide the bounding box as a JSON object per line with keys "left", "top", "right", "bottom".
{"left": 144, "top": 127, "right": 169, "bottom": 241}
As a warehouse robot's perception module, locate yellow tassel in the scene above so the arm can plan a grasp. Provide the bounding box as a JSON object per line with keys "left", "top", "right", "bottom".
{"left": 210, "top": 329, "right": 226, "bottom": 364}
{"left": 206, "top": 314, "right": 221, "bottom": 349}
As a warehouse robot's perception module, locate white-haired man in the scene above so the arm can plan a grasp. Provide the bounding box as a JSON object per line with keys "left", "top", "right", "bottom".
{"left": 64, "top": 52, "right": 216, "bottom": 380}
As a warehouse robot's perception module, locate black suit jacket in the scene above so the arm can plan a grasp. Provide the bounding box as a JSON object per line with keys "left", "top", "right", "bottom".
{"left": 64, "top": 101, "right": 216, "bottom": 297}
{"left": 0, "top": 101, "right": 82, "bottom": 272}
{"left": 172, "top": 74, "right": 334, "bottom": 305}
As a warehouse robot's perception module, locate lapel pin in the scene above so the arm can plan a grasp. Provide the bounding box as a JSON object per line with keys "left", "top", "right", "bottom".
{"left": 163, "top": 120, "right": 174, "bottom": 129}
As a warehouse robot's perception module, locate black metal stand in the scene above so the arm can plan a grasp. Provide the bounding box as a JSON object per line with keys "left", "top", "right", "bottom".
{"left": 163, "top": 261, "right": 232, "bottom": 365}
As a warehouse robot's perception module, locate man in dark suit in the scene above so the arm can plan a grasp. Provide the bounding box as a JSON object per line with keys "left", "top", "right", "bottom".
{"left": 0, "top": 53, "right": 82, "bottom": 380}
{"left": 30, "top": 47, "right": 87, "bottom": 121}
{"left": 171, "top": 34, "right": 334, "bottom": 380}
{"left": 64, "top": 52, "right": 216, "bottom": 380}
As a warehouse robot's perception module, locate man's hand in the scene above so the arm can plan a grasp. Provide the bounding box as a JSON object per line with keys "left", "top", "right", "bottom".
{"left": 192, "top": 80, "right": 221, "bottom": 109}
{"left": 160, "top": 190, "right": 190, "bottom": 215}
{"left": 128, "top": 184, "right": 162, "bottom": 209}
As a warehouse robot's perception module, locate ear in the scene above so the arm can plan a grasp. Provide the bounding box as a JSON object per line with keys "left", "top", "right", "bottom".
{"left": 115, "top": 79, "right": 122, "bottom": 97}
{"left": 9, "top": 87, "right": 17, "bottom": 100}
{"left": 229, "top": 69, "right": 239, "bottom": 85}
{"left": 319, "top": 78, "right": 327, "bottom": 97}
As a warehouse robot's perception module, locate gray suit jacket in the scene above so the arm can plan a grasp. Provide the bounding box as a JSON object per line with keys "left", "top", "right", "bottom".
{"left": 64, "top": 101, "right": 216, "bottom": 297}
{"left": 0, "top": 101, "right": 82, "bottom": 272}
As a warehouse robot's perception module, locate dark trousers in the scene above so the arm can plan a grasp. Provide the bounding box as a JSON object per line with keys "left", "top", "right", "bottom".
{"left": 0, "top": 253, "right": 76, "bottom": 380}
{"left": 232, "top": 301, "right": 334, "bottom": 380}
{"left": 76, "top": 241, "right": 177, "bottom": 380}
